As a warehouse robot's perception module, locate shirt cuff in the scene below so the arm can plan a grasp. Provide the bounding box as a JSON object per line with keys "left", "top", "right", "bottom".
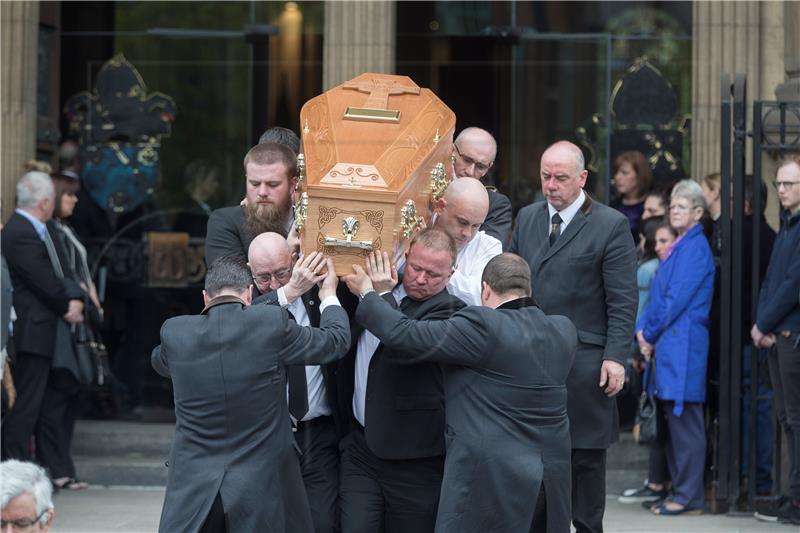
{"left": 319, "top": 295, "right": 341, "bottom": 313}
{"left": 277, "top": 287, "right": 289, "bottom": 306}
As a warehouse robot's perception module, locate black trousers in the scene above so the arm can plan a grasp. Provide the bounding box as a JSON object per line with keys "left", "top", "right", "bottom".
{"left": 571, "top": 448, "right": 606, "bottom": 533}
{"left": 770, "top": 336, "right": 800, "bottom": 499}
{"left": 35, "top": 374, "right": 80, "bottom": 479}
{"left": 1, "top": 353, "right": 50, "bottom": 461}
{"left": 295, "top": 416, "right": 340, "bottom": 533}
{"left": 339, "top": 428, "right": 444, "bottom": 533}
{"left": 199, "top": 492, "right": 228, "bottom": 533}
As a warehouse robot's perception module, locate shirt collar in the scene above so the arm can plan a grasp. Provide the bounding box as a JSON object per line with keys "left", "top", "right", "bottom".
{"left": 547, "top": 189, "right": 586, "bottom": 227}
{"left": 15, "top": 208, "right": 47, "bottom": 241}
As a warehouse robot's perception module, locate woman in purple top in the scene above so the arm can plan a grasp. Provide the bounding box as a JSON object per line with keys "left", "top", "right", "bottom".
{"left": 611, "top": 150, "right": 653, "bottom": 244}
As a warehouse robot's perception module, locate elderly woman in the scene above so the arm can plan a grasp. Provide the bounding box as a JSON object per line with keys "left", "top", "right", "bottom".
{"left": 636, "top": 179, "right": 715, "bottom": 515}
{"left": 0, "top": 460, "right": 55, "bottom": 532}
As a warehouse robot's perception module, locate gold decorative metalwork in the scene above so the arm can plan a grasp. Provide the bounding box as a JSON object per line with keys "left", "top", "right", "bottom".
{"left": 323, "top": 216, "right": 373, "bottom": 250}
{"left": 433, "top": 128, "right": 440, "bottom": 143}
{"left": 295, "top": 192, "right": 309, "bottom": 230}
{"left": 399, "top": 199, "right": 424, "bottom": 240}
{"left": 296, "top": 153, "right": 306, "bottom": 190}
{"left": 429, "top": 162, "right": 449, "bottom": 202}
{"left": 303, "top": 119, "right": 309, "bottom": 134}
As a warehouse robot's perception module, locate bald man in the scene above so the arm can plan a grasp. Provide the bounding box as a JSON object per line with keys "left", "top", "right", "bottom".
{"left": 511, "top": 141, "right": 638, "bottom": 533}
{"left": 430, "top": 177, "right": 502, "bottom": 306}
{"left": 452, "top": 127, "right": 512, "bottom": 248}
{"left": 247, "top": 233, "right": 342, "bottom": 533}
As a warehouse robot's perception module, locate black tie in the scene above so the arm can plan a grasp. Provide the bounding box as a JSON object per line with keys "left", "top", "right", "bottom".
{"left": 549, "top": 212, "right": 562, "bottom": 246}
{"left": 288, "top": 365, "right": 309, "bottom": 421}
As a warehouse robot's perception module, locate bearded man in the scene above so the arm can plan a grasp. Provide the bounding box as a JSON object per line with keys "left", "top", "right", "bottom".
{"left": 205, "top": 142, "right": 297, "bottom": 268}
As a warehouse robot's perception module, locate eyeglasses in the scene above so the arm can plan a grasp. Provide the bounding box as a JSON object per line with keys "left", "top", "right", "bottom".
{"left": 773, "top": 180, "right": 800, "bottom": 190}
{"left": 453, "top": 144, "right": 492, "bottom": 175}
{"left": 252, "top": 268, "right": 291, "bottom": 285}
{"left": 1, "top": 509, "right": 48, "bottom": 531}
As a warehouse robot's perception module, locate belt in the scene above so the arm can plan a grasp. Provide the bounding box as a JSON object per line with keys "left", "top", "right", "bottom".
{"left": 292, "top": 415, "right": 333, "bottom": 433}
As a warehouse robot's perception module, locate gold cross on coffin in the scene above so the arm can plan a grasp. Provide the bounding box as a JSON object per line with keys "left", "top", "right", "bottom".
{"left": 342, "top": 78, "right": 420, "bottom": 123}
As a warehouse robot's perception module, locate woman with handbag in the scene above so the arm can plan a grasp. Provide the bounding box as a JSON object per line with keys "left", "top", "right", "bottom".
{"left": 636, "top": 180, "right": 716, "bottom": 516}
{"left": 36, "top": 171, "right": 103, "bottom": 491}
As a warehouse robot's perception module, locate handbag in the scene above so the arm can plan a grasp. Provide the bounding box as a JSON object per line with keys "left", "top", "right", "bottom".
{"left": 632, "top": 361, "right": 658, "bottom": 445}
{"left": 52, "top": 319, "right": 95, "bottom": 386}
{"left": 81, "top": 320, "right": 112, "bottom": 387}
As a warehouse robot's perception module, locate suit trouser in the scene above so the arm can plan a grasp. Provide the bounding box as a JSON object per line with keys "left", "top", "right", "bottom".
{"left": 1, "top": 353, "right": 50, "bottom": 461}
{"left": 295, "top": 415, "right": 339, "bottom": 533}
{"left": 770, "top": 336, "right": 800, "bottom": 499}
{"left": 648, "top": 399, "right": 670, "bottom": 485}
{"left": 199, "top": 491, "right": 228, "bottom": 533}
{"left": 571, "top": 448, "right": 606, "bottom": 533}
{"left": 339, "top": 428, "right": 443, "bottom": 533}
{"left": 35, "top": 374, "right": 80, "bottom": 479}
{"left": 662, "top": 401, "right": 705, "bottom": 509}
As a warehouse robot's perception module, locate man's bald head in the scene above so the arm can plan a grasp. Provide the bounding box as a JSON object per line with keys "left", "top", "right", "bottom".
{"left": 434, "top": 177, "right": 490, "bottom": 250}
{"left": 542, "top": 140, "right": 585, "bottom": 175}
{"left": 247, "top": 232, "right": 295, "bottom": 292}
{"left": 452, "top": 127, "right": 496, "bottom": 179}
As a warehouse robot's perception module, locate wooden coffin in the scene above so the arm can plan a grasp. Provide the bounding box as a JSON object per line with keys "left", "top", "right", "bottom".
{"left": 296, "top": 73, "right": 455, "bottom": 273}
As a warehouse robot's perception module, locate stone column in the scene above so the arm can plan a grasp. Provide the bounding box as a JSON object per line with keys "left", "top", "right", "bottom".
{"left": 1, "top": 1, "right": 39, "bottom": 221}
{"left": 775, "top": 2, "right": 800, "bottom": 101}
{"left": 323, "top": 1, "right": 395, "bottom": 91}
{"left": 691, "top": 1, "right": 784, "bottom": 181}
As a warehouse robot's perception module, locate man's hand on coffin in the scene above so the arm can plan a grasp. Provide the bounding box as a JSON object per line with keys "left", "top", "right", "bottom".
{"left": 342, "top": 265, "right": 374, "bottom": 299}
{"left": 283, "top": 251, "right": 327, "bottom": 303}
{"left": 318, "top": 258, "right": 338, "bottom": 301}
{"left": 365, "top": 251, "right": 398, "bottom": 293}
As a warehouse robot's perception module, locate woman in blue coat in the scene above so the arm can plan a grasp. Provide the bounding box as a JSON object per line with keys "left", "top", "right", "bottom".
{"left": 636, "top": 179, "right": 715, "bottom": 515}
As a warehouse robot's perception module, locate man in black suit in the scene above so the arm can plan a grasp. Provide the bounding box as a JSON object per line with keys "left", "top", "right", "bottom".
{"left": 344, "top": 252, "right": 578, "bottom": 533}
{"left": 204, "top": 142, "right": 297, "bottom": 266}
{"left": 1, "top": 172, "right": 85, "bottom": 461}
{"left": 510, "top": 141, "right": 638, "bottom": 533}
{"left": 152, "top": 255, "right": 350, "bottom": 533}
{"left": 451, "top": 127, "right": 512, "bottom": 248}
{"left": 247, "top": 232, "right": 341, "bottom": 533}
{"left": 337, "top": 228, "right": 465, "bottom": 533}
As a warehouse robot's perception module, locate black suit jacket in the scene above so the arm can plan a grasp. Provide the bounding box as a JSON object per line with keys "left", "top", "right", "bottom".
{"left": 338, "top": 288, "right": 465, "bottom": 460}
{"left": 482, "top": 188, "right": 512, "bottom": 250}
{"left": 510, "top": 195, "right": 638, "bottom": 448}
{"left": 254, "top": 284, "right": 356, "bottom": 435}
{"left": 356, "top": 294, "right": 578, "bottom": 533}
{"left": 204, "top": 205, "right": 251, "bottom": 267}
{"left": 1, "top": 213, "right": 83, "bottom": 357}
{"left": 151, "top": 296, "right": 350, "bottom": 533}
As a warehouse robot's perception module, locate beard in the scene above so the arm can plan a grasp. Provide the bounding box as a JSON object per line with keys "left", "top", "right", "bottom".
{"left": 244, "top": 200, "right": 291, "bottom": 240}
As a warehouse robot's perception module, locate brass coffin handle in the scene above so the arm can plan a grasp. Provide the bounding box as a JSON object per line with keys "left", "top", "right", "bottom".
{"left": 295, "top": 192, "right": 309, "bottom": 230}
{"left": 400, "top": 199, "right": 424, "bottom": 240}
{"left": 324, "top": 216, "right": 373, "bottom": 250}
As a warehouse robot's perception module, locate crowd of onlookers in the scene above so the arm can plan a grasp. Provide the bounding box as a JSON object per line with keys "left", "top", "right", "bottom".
{"left": 610, "top": 151, "right": 800, "bottom": 524}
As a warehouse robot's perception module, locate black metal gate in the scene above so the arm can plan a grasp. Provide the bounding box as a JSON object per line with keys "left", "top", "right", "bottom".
{"left": 716, "top": 73, "right": 800, "bottom": 513}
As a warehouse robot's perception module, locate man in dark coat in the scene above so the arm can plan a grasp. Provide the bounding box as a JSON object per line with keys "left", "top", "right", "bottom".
{"left": 343, "top": 252, "right": 578, "bottom": 532}
{"left": 337, "top": 228, "right": 465, "bottom": 533}
{"left": 204, "top": 142, "right": 297, "bottom": 267}
{"left": 1, "top": 172, "right": 85, "bottom": 461}
{"left": 151, "top": 255, "right": 350, "bottom": 533}
{"left": 247, "top": 232, "right": 344, "bottom": 533}
{"left": 510, "top": 141, "right": 638, "bottom": 533}
{"left": 451, "top": 127, "right": 512, "bottom": 248}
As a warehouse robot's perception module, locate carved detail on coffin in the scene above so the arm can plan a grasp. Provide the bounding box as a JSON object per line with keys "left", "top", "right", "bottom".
{"left": 320, "top": 163, "right": 388, "bottom": 188}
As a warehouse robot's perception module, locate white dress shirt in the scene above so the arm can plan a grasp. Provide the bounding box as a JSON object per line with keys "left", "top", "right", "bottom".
{"left": 352, "top": 284, "right": 407, "bottom": 427}
{"left": 283, "top": 294, "right": 335, "bottom": 422}
{"left": 547, "top": 189, "right": 586, "bottom": 235}
{"left": 447, "top": 230, "right": 502, "bottom": 306}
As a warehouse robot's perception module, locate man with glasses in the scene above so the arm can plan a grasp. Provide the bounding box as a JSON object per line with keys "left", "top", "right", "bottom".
{"left": 752, "top": 156, "right": 800, "bottom": 526}
{"left": 451, "top": 127, "right": 512, "bottom": 248}
{"left": 1, "top": 460, "right": 55, "bottom": 533}
{"left": 247, "top": 232, "right": 342, "bottom": 533}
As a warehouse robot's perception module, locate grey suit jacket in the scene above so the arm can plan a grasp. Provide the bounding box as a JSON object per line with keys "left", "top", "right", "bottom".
{"left": 482, "top": 188, "right": 512, "bottom": 250}
{"left": 510, "top": 195, "right": 637, "bottom": 448}
{"left": 152, "top": 295, "right": 350, "bottom": 533}
{"left": 357, "top": 294, "right": 577, "bottom": 533}
{"left": 204, "top": 205, "right": 251, "bottom": 267}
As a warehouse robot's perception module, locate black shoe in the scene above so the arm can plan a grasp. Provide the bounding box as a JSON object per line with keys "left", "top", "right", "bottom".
{"left": 618, "top": 483, "right": 668, "bottom": 504}
{"left": 754, "top": 495, "right": 792, "bottom": 522}
{"left": 778, "top": 499, "right": 800, "bottom": 526}
{"left": 642, "top": 497, "right": 667, "bottom": 510}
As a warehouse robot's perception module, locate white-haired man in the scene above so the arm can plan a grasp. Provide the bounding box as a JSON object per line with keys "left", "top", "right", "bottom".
{"left": 1, "top": 172, "right": 84, "bottom": 462}
{"left": 1, "top": 460, "right": 55, "bottom": 532}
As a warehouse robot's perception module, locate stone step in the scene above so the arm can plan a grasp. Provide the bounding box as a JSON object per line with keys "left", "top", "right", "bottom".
{"left": 607, "top": 432, "right": 650, "bottom": 471}
{"left": 72, "top": 420, "right": 174, "bottom": 458}
{"left": 73, "top": 455, "right": 168, "bottom": 487}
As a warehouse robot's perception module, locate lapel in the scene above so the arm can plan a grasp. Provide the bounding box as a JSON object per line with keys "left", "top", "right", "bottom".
{"left": 542, "top": 193, "right": 593, "bottom": 263}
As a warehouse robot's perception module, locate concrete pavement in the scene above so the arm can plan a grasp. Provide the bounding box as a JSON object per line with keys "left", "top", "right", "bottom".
{"left": 52, "top": 486, "right": 796, "bottom": 533}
